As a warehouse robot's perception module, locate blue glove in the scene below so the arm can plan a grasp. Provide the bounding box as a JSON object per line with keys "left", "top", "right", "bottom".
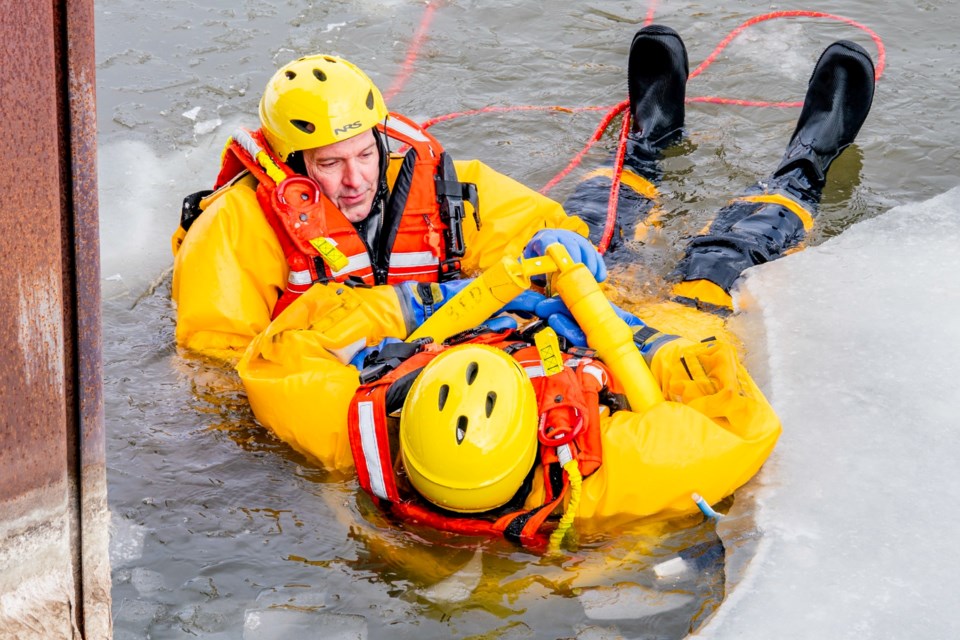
{"left": 395, "top": 278, "right": 474, "bottom": 328}
{"left": 482, "top": 316, "right": 520, "bottom": 332}
{"left": 498, "top": 289, "right": 548, "bottom": 318}
{"left": 349, "top": 337, "right": 403, "bottom": 369}
{"left": 434, "top": 290, "right": 542, "bottom": 336}
{"left": 523, "top": 229, "right": 608, "bottom": 283}
{"left": 532, "top": 296, "right": 646, "bottom": 348}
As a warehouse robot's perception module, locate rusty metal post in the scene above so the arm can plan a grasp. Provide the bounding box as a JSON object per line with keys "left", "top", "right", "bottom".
{"left": 0, "top": 0, "right": 110, "bottom": 638}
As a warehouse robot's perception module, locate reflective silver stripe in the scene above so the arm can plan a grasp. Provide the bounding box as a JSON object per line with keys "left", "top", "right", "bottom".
{"left": 331, "top": 252, "right": 372, "bottom": 278}
{"left": 390, "top": 251, "right": 440, "bottom": 268}
{"left": 357, "top": 400, "right": 389, "bottom": 500}
{"left": 388, "top": 267, "right": 436, "bottom": 278}
{"left": 524, "top": 365, "right": 545, "bottom": 379}
{"left": 526, "top": 358, "right": 587, "bottom": 380}
{"left": 232, "top": 128, "right": 264, "bottom": 160}
{"left": 288, "top": 269, "right": 313, "bottom": 286}
{"left": 386, "top": 119, "right": 430, "bottom": 143}
{"left": 583, "top": 364, "right": 605, "bottom": 386}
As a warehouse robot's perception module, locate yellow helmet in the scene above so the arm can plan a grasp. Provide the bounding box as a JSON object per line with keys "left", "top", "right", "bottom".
{"left": 400, "top": 345, "right": 539, "bottom": 513}
{"left": 259, "top": 54, "right": 388, "bottom": 160}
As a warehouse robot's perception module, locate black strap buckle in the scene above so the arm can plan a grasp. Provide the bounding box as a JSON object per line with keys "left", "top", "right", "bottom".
{"left": 438, "top": 258, "right": 462, "bottom": 282}
{"left": 435, "top": 153, "right": 480, "bottom": 282}
{"left": 358, "top": 338, "right": 433, "bottom": 384}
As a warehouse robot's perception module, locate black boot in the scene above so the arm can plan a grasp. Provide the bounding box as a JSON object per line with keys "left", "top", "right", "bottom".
{"left": 628, "top": 24, "right": 689, "bottom": 155}
{"left": 772, "top": 40, "right": 875, "bottom": 202}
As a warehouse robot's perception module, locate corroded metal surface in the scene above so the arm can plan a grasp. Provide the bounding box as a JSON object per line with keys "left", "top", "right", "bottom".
{"left": 0, "top": 0, "right": 67, "bottom": 506}
{"left": 0, "top": 0, "right": 109, "bottom": 637}
{"left": 61, "top": 0, "right": 112, "bottom": 637}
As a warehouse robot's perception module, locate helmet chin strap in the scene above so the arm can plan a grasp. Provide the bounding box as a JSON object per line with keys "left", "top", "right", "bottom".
{"left": 360, "top": 126, "right": 391, "bottom": 255}
{"left": 373, "top": 123, "right": 390, "bottom": 179}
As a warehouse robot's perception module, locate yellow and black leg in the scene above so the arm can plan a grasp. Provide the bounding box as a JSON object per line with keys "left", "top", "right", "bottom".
{"left": 670, "top": 39, "right": 876, "bottom": 313}
{"left": 563, "top": 137, "right": 662, "bottom": 250}
{"left": 564, "top": 24, "right": 689, "bottom": 252}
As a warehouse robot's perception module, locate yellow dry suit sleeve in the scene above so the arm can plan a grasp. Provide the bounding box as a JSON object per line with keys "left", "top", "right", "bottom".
{"left": 452, "top": 160, "right": 589, "bottom": 272}
{"left": 570, "top": 336, "right": 781, "bottom": 531}
{"left": 236, "top": 282, "right": 409, "bottom": 471}
{"left": 171, "top": 176, "right": 288, "bottom": 359}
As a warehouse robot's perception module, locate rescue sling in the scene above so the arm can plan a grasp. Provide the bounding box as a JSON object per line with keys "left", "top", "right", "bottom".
{"left": 346, "top": 330, "right": 616, "bottom": 548}
{"left": 181, "top": 114, "right": 479, "bottom": 318}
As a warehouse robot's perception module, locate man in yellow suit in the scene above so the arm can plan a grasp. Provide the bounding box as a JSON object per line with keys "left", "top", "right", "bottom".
{"left": 171, "top": 55, "right": 602, "bottom": 360}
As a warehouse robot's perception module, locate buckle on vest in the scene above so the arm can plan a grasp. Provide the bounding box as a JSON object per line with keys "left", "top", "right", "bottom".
{"left": 358, "top": 338, "right": 433, "bottom": 384}
{"left": 565, "top": 345, "right": 598, "bottom": 359}
{"left": 444, "top": 325, "right": 509, "bottom": 346}
{"left": 341, "top": 274, "right": 372, "bottom": 288}
{"left": 435, "top": 154, "right": 480, "bottom": 283}
{"left": 438, "top": 258, "right": 462, "bottom": 282}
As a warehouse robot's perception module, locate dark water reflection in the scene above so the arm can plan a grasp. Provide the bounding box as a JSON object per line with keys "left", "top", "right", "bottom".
{"left": 99, "top": 0, "right": 960, "bottom": 637}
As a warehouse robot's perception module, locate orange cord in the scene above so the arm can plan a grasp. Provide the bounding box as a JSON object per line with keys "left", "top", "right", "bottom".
{"left": 386, "top": 6, "right": 886, "bottom": 255}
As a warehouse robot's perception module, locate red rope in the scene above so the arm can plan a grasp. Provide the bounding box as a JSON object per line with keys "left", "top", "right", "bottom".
{"left": 691, "top": 11, "right": 886, "bottom": 83}
{"left": 598, "top": 108, "right": 632, "bottom": 253}
{"left": 383, "top": 6, "right": 886, "bottom": 255}
{"left": 383, "top": 1, "right": 439, "bottom": 103}
{"left": 592, "top": 0, "right": 655, "bottom": 253}
{"left": 537, "top": 100, "right": 627, "bottom": 194}
{"left": 420, "top": 104, "right": 606, "bottom": 131}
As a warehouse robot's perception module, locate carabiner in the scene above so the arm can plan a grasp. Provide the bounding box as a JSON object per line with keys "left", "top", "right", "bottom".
{"left": 537, "top": 405, "right": 585, "bottom": 447}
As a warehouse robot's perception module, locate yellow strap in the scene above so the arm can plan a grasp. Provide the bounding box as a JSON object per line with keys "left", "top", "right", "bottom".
{"left": 672, "top": 279, "right": 733, "bottom": 310}
{"left": 219, "top": 136, "right": 233, "bottom": 164}
{"left": 548, "top": 452, "right": 582, "bottom": 554}
{"left": 633, "top": 205, "right": 665, "bottom": 242}
{"left": 255, "top": 150, "right": 288, "bottom": 185}
{"left": 737, "top": 193, "right": 814, "bottom": 231}
{"left": 308, "top": 237, "right": 350, "bottom": 272}
{"left": 580, "top": 167, "right": 659, "bottom": 200}
{"left": 534, "top": 327, "right": 564, "bottom": 376}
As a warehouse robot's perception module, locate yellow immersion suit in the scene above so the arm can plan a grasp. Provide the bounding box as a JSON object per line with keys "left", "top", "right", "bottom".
{"left": 172, "top": 154, "right": 780, "bottom": 529}
{"left": 233, "top": 271, "right": 779, "bottom": 527}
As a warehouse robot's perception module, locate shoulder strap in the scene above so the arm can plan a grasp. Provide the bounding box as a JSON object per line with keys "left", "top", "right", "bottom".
{"left": 377, "top": 114, "right": 480, "bottom": 282}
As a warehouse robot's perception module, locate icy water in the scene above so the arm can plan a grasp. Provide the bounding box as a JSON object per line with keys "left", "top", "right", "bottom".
{"left": 97, "top": 1, "right": 960, "bottom": 638}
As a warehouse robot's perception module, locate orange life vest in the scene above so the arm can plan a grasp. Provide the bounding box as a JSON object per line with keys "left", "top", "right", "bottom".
{"left": 346, "top": 331, "right": 614, "bottom": 549}
{"left": 212, "top": 114, "right": 479, "bottom": 318}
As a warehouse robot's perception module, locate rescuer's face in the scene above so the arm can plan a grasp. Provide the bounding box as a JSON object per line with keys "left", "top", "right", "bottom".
{"left": 303, "top": 129, "right": 379, "bottom": 223}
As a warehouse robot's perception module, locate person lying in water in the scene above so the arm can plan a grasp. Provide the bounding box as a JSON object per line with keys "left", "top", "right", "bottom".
{"left": 233, "top": 25, "right": 875, "bottom": 548}
{"left": 565, "top": 25, "right": 876, "bottom": 313}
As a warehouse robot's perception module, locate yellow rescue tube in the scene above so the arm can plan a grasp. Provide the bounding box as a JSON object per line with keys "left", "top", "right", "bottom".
{"left": 409, "top": 243, "right": 664, "bottom": 412}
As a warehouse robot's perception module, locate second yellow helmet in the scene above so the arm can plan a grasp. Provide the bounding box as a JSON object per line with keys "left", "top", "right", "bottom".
{"left": 399, "top": 345, "right": 540, "bottom": 513}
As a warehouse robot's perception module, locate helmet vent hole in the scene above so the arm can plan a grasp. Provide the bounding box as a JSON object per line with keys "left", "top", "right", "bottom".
{"left": 290, "top": 119, "right": 316, "bottom": 134}
{"left": 465, "top": 362, "right": 479, "bottom": 385}
{"left": 437, "top": 384, "right": 449, "bottom": 411}
{"left": 324, "top": 56, "right": 337, "bottom": 63}
{"left": 485, "top": 392, "right": 497, "bottom": 418}
{"left": 284, "top": 70, "right": 296, "bottom": 80}
{"left": 366, "top": 90, "right": 375, "bottom": 110}
{"left": 313, "top": 68, "right": 327, "bottom": 82}
{"left": 456, "top": 416, "right": 468, "bottom": 444}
